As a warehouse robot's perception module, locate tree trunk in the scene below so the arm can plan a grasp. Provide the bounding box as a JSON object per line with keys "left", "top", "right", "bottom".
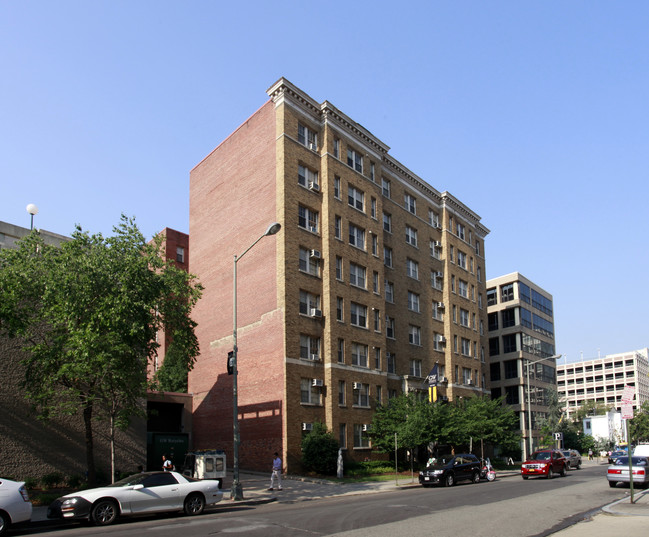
{"left": 110, "top": 413, "right": 116, "bottom": 483}
{"left": 83, "top": 402, "right": 96, "bottom": 486}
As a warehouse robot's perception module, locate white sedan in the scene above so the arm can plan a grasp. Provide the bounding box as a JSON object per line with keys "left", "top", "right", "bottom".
{"left": 47, "top": 471, "right": 223, "bottom": 526}
{"left": 0, "top": 478, "right": 32, "bottom": 536}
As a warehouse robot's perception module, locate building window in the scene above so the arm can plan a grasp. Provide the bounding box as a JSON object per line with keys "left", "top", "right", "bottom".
{"left": 386, "top": 316, "right": 395, "bottom": 339}
{"left": 301, "top": 378, "right": 321, "bottom": 405}
{"left": 349, "top": 262, "right": 367, "bottom": 289}
{"left": 489, "top": 337, "right": 500, "bottom": 356}
{"left": 477, "top": 266, "right": 482, "bottom": 282}
{"left": 475, "top": 240, "right": 481, "bottom": 256}
{"left": 434, "top": 332, "right": 444, "bottom": 351}
{"left": 371, "top": 197, "right": 377, "bottom": 219}
{"left": 406, "top": 258, "right": 419, "bottom": 280}
{"left": 382, "top": 178, "right": 391, "bottom": 197}
{"left": 370, "top": 162, "right": 375, "bottom": 182}
{"left": 373, "top": 271, "right": 379, "bottom": 294}
{"left": 336, "top": 297, "right": 344, "bottom": 321}
{"left": 431, "top": 270, "right": 443, "bottom": 290}
{"left": 349, "top": 223, "right": 366, "bottom": 250}
{"left": 383, "top": 213, "right": 392, "bottom": 233}
{"left": 452, "top": 305, "right": 457, "bottom": 323}
{"left": 502, "top": 308, "right": 516, "bottom": 328}
{"left": 299, "top": 291, "right": 320, "bottom": 315}
{"left": 347, "top": 148, "right": 363, "bottom": 173}
{"left": 456, "top": 222, "right": 465, "bottom": 240}
{"left": 298, "top": 123, "right": 318, "bottom": 150}
{"left": 457, "top": 250, "right": 467, "bottom": 269}
{"left": 460, "top": 308, "right": 470, "bottom": 327}
{"left": 334, "top": 138, "right": 340, "bottom": 158}
{"left": 458, "top": 279, "right": 468, "bottom": 298}
{"left": 404, "top": 193, "right": 416, "bottom": 214}
{"left": 348, "top": 185, "right": 365, "bottom": 211}
{"left": 407, "top": 291, "right": 420, "bottom": 313}
{"left": 405, "top": 225, "right": 418, "bottom": 247}
{"left": 176, "top": 246, "right": 185, "bottom": 263}
{"left": 432, "top": 301, "right": 444, "bottom": 321}
{"left": 487, "top": 288, "right": 497, "bottom": 306}
{"left": 461, "top": 338, "right": 471, "bottom": 356}
{"left": 430, "top": 240, "right": 442, "bottom": 260}
{"left": 298, "top": 165, "right": 318, "bottom": 189}
{"left": 300, "top": 334, "right": 321, "bottom": 360}
{"left": 451, "top": 275, "right": 455, "bottom": 293}
{"left": 376, "top": 385, "right": 382, "bottom": 405}
{"left": 387, "top": 352, "right": 396, "bottom": 373}
{"left": 488, "top": 312, "right": 498, "bottom": 331}
{"left": 463, "top": 367, "right": 472, "bottom": 384}
{"left": 299, "top": 247, "right": 320, "bottom": 277}
{"left": 339, "top": 423, "right": 347, "bottom": 448}
{"left": 384, "top": 246, "right": 393, "bottom": 268}
{"left": 501, "top": 283, "right": 514, "bottom": 302}
{"left": 374, "top": 347, "right": 381, "bottom": 369}
{"left": 336, "top": 256, "right": 343, "bottom": 280}
{"left": 339, "top": 380, "right": 346, "bottom": 405}
{"left": 350, "top": 302, "right": 367, "bottom": 328}
{"left": 353, "top": 423, "right": 371, "bottom": 447}
{"left": 503, "top": 334, "right": 518, "bottom": 353}
{"left": 334, "top": 175, "right": 341, "bottom": 199}
{"left": 374, "top": 309, "right": 381, "bottom": 332}
{"left": 385, "top": 281, "right": 394, "bottom": 303}
{"left": 449, "top": 245, "right": 454, "bottom": 263}
{"left": 408, "top": 325, "right": 421, "bottom": 346}
{"left": 353, "top": 384, "right": 370, "bottom": 408}
{"left": 332, "top": 215, "right": 341, "bottom": 240}
{"left": 429, "top": 209, "right": 440, "bottom": 228}
{"left": 351, "top": 343, "right": 368, "bottom": 367}
{"left": 504, "top": 359, "right": 518, "bottom": 379}
{"left": 410, "top": 359, "right": 422, "bottom": 377}
{"left": 338, "top": 338, "right": 345, "bottom": 363}
{"left": 298, "top": 205, "right": 319, "bottom": 233}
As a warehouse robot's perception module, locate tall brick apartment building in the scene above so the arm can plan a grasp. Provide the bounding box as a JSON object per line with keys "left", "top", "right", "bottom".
{"left": 189, "top": 78, "right": 490, "bottom": 472}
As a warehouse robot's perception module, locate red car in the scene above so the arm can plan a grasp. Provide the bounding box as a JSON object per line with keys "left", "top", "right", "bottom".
{"left": 521, "top": 450, "right": 567, "bottom": 479}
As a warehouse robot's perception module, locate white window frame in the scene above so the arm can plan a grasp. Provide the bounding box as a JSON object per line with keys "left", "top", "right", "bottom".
{"left": 384, "top": 246, "right": 393, "bottom": 268}
{"left": 382, "top": 178, "right": 391, "bottom": 197}
{"left": 404, "top": 193, "right": 416, "bottom": 214}
{"left": 405, "top": 225, "right": 418, "bottom": 247}
{"left": 298, "top": 205, "right": 319, "bottom": 233}
{"left": 348, "top": 185, "right": 365, "bottom": 211}
{"left": 298, "top": 123, "right": 318, "bottom": 150}
{"left": 349, "top": 223, "right": 366, "bottom": 250}
{"left": 352, "top": 384, "right": 370, "bottom": 408}
{"left": 298, "top": 165, "right": 318, "bottom": 189}
{"left": 350, "top": 302, "right": 367, "bottom": 328}
{"left": 299, "top": 334, "right": 321, "bottom": 360}
{"left": 349, "top": 262, "right": 367, "bottom": 289}
{"left": 383, "top": 213, "right": 392, "bottom": 233}
{"left": 406, "top": 258, "right": 419, "bottom": 280}
{"left": 351, "top": 342, "right": 368, "bottom": 368}
{"left": 408, "top": 325, "right": 421, "bottom": 346}
{"left": 347, "top": 148, "right": 363, "bottom": 173}
{"left": 457, "top": 250, "right": 467, "bottom": 270}
{"left": 299, "top": 290, "right": 320, "bottom": 315}
{"left": 407, "top": 291, "right": 420, "bottom": 313}
{"left": 410, "top": 359, "right": 422, "bottom": 377}
{"left": 385, "top": 281, "right": 394, "bottom": 303}
{"left": 459, "top": 279, "right": 469, "bottom": 298}
{"left": 299, "top": 247, "right": 320, "bottom": 277}
{"left": 301, "top": 377, "right": 321, "bottom": 405}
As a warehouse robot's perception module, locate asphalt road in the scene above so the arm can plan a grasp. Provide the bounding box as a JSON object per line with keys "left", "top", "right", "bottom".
{"left": 16, "top": 464, "right": 624, "bottom": 537}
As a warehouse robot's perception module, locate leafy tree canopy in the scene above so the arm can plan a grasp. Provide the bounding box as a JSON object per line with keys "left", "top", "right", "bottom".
{"left": 0, "top": 216, "right": 202, "bottom": 484}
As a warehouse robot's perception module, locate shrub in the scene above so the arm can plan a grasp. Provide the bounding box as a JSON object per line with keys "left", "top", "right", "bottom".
{"left": 41, "top": 472, "right": 64, "bottom": 489}
{"left": 24, "top": 477, "right": 38, "bottom": 490}
{"left": 301, "top": 422, "right": 340, "bottom": 475}
{"left": 67, "top": 475, "right": 84, "bottom": 489}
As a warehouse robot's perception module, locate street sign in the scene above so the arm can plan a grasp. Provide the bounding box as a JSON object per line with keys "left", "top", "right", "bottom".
{"left": 622, "top": 403, "right": 634, "bottom": 420}
{"left": 622, "top": 385, "right": 635, "bottom": 404}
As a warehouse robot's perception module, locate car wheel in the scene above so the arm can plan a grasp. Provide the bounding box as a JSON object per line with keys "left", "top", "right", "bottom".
{"left": 522, "top": 476, "right": 529, "bottom": 480}
{"left": 547, "top": 468, "right": 553, "bottom": 479}
{"left": 609, "top": 481, "right": 617, "bottom": 488}
{"left": 0, "top": 510, "right": 9, "bottom": 536}
{"left": 184, "top": 493, "right": 205, "bottom": 516}
{"left": 444, "top": 473, "right": 455, "bottom": 487}
{"left": 576, "top": 463, "right": 581, "bottom": 470}
{"left": 565, "top": 462, "right": 571, "bottom": 470}
{"left": 472, "top": 471, "right": 481, "bottom": 484}
{"left": 560, "top": 465, "right": 567, "bottom": 477}
{"left": 91, "top": 499, "right": 118, "bottom": 526}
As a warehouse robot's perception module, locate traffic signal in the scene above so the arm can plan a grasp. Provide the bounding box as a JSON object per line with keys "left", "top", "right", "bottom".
{"left": 227, "top": 351, "right": 234, "bottom": 375}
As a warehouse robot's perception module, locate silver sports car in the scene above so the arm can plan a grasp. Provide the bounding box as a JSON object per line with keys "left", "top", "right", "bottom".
{"left": 47, "top": 471, "right": 223, "bottom": 526}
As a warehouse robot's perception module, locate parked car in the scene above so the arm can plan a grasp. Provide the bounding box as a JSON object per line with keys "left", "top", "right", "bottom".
{"left": 0, "top": 478, "right": 32, "bottom": 536}
{"left": 607, "top": 456, "right": 649, "bottom": 488}
{"left": 608, "top": 450, "right": 627, "bottom": 464}
{"left": 48, "top": 471, "right": 222, "bottom": 526}
{"left": 521, "top": 450, "right": 567, "bottom": 479}
{"left": 561, "top": 449, "right": 582, "bottom": 470}
{"left": 419, "top": 454, "right": 482, "bottom": 487}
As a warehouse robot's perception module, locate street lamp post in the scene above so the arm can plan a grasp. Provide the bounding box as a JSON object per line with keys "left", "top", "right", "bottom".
{"left": 524, "top": 354, "right": 561, "bottom": 461}
{"left": 26, "top": 203, "right": 38, "bottom": 230}
{"left": 231, "top": 222, "right": 281, "bottom": 501}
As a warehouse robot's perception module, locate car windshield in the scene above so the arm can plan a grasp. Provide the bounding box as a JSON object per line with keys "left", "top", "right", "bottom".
{"left": 531, "top": 452, "right": 552, "bottom": 461}
{"left": 107, "top": 473, "right": 150, "bottom": 487}
{"left": 561, "top": 451, "right": 571, "bottom": 457}
{"left": 615, "top": 457, "right": 648, "bottom": 466}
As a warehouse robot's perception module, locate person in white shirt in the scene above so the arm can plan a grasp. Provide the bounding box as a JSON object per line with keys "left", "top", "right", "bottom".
{"left": 268, "top": 452, "right": 282, "bottom": 491}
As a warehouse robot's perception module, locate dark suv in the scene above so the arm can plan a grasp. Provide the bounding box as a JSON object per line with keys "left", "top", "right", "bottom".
{"left": 419, "top": 454, "right": 481, "bottom": 487}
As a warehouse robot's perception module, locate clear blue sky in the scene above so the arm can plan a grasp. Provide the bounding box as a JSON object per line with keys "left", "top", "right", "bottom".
{"left": 1, "top": 1, "right": 647, "bottom": 364}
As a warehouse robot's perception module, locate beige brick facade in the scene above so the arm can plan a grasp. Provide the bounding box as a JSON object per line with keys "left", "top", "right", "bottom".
{"left": 189, "top": 78, "right": 490, "bottom": 472}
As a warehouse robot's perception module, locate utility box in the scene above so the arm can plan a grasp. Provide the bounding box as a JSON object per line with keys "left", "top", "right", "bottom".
{"left": 182, "top": 449, "right": 227, "bottom": 488}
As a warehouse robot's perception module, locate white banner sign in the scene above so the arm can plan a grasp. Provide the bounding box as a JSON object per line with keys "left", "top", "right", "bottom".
{"left": 622, "top": 385, "right": 635, "bottom": 404}
{"left": 622, "top": 403, "right": 634, "bottom": 420}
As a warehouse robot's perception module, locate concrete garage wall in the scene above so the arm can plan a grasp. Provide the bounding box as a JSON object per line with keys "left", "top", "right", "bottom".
{"left": 0, "top": 336, "right": 146, "bottom": 482}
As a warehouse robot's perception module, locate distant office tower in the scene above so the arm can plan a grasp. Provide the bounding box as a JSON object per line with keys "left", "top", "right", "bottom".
{"left": 487, "top": 272, "right": 557, "bottom": 459}
{"left": 189, "top": 78, "right": 490, "bottom": 472}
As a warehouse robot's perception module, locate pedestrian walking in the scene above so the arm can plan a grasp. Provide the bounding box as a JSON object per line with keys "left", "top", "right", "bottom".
{"left": 268, "top": 452, "right": 282, "bottom": 491}
{"left": 162, "top": 454, "right": 174, "bottom": 472}
{"left": 588, "top": 449, "right": 593, "bottom": 460}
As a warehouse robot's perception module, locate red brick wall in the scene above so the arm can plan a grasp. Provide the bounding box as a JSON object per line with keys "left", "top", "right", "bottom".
{"left": 189, "top": 101, "right": 285, "bottom": 471}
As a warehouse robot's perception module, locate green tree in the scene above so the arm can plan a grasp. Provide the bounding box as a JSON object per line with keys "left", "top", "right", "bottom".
{"left": 537, "top": 388, "right": 564, "bottom": 447}
{"left": 0, "top": 216, "right": 202, "bottom": 485}
{"left": 153, "top": 341, "right": 192, "bottom": 393}
{"left": 629, "top": 402, "right": 649, "bottom": 443}
{"left": 301, "top": 422, "right": 340, "bottom": 475}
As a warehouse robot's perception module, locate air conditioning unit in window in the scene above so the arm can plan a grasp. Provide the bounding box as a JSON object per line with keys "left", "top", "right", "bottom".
{"left": 437, "top": 336, "right": 447, "bottom": 344}
{"left": 353, "top": 382, "right": 362, "bottom": 390}
{"left": 433, "top": 241, "right": 442, "bottom": 248}
{"left": 467, "top": 380, "right": 474, "bottom": 386}
{"left": 312, "top": 378, "right": 323, "bottom": 387}
{"left": 439, "top": 376, "right": 448, "bottom": 383}
{"left": 309, "top": 226, "right": 318, "bottom": 233}
{"left": 302, "top": 422, "right": 313, "bottom": 431}
{"left": 309, "top": 181, "right": 320, "bottom": 192}
{"left": 309, "top": 353, "right": 319, "bottom": 361}
{"left": 436, "top": 302, "right": 445, "bottom": 309}
{"left": 310, "top": 249, "right": 321, "bottom": 259}
{"left": 310, "top": 308, "right": 322, "bottom": 318}
{"left": 436, "top": 271, "right": 444, "bottom": 278}
{"left": 362, "top": 424, "right": 370, "bottom": 432}
{"left": 309, "top": 143, "right": 318, "bottom": 152}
